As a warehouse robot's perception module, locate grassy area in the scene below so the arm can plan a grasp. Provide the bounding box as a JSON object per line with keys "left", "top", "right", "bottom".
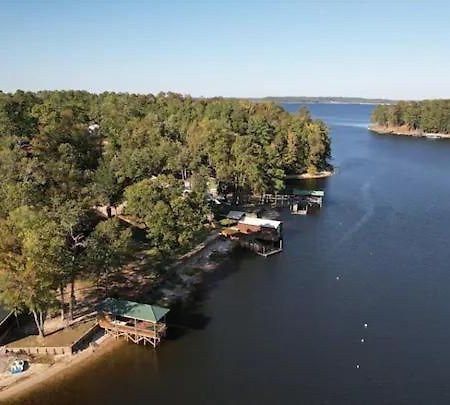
{"left": 6, "top": 319, "right": 97, "bottom": 349}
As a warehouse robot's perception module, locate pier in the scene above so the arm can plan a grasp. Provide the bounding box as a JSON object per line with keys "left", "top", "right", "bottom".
{"left": 98, "top": 298, "right": 169, "bottom": 348}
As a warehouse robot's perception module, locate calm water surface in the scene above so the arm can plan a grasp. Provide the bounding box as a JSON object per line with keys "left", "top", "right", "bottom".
{"left": 12, "top": 104, "right": 450, "bottom": 405}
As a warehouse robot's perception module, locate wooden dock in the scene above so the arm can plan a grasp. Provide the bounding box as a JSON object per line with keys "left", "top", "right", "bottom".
{"left": 99, "top": 318, "right": 166, "bottom": 347}
{"left": 97, "top": 298, "right": 170, "bottom": 349}
{"left": 238, "top": 236, "right": 283, "bottom": 257}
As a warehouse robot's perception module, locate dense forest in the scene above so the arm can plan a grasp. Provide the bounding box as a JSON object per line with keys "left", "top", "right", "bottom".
{"left": 0, "top": 90, "right": 331, "bottom": 335}
{"left": 371, "top": 100, "right": 450, "bottom": 134}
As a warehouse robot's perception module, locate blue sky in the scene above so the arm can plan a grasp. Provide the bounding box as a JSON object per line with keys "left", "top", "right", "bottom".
{"left": 1, "top": 0, "right": 450, "bottom": 99}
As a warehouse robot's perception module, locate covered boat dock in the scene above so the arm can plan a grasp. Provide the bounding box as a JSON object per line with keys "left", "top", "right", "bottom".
{"left": 292, "top": 189, "right": 325, "bottom": 210}
{"left": 98, "top": 298, "right": 170, "bottom": 348}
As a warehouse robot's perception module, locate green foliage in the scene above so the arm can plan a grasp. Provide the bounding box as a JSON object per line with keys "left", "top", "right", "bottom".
{"left": 0, "top": 90, "right": 332, "bottom": 324}
{"left": 125, "top": 175, "right": 208, "bottom": 254}
{"left": 0, "top": 207, "right": 65, "bottom": 336}
{"left": 85, "top": 218, "right": 131, "bottom": 295}
{"left": 371, "top": 100, "right": 450, "bottom": 134}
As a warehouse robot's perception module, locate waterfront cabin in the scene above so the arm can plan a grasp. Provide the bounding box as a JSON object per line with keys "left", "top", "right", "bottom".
{"left": 98, "top": 298, "right": 170, "bottom": 348}
{"left": 237, "top": 217, "right": 283, "bottom": 257}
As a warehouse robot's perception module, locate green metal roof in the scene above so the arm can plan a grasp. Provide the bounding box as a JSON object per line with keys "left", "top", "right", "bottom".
{"left": 99, "top": 298, "right": 169, "bottom": 323}
{"left": 293, "top": 189, "right": 324, "bottom": 197}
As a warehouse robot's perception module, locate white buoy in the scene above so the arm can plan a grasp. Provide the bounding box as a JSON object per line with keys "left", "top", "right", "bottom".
{"left": 364, "top": 323, "right": 368, "bottom": 328}
{"left": 336, "top": 276, "right": 340, "bottom": 280}
{"left": 361, "top": 338, "right": 365, "bottom": 343}
{"left": 356, "top": 364, "right": 360, "bottom": 369}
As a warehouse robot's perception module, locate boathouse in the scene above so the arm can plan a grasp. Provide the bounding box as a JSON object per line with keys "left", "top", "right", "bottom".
{"left": 237, "top": 217, "right": 283, "bottom": 257}
{"left": 98, "top": 298, "right": 169, "bottom": 348}
{"left": 292, "top": 189, "right": 324, "bottom": 208}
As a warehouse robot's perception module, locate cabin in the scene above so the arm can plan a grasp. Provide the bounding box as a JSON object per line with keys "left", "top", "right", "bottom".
{"left": 98, "top": 298, "right": 169, "bottom": 348}
{"left": 237, "top": 217, "right": 283, "bottom": 257}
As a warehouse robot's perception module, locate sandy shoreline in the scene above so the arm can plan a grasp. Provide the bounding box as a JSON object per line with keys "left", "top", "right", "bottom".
{"left": 0, "top": 336, "right": 120, "bottom": 403}
{"left": 368, "top": 125, "right": 450, "bottom": 139}
{"left": 285, "top": 169, "right": 334, "bottom": 180}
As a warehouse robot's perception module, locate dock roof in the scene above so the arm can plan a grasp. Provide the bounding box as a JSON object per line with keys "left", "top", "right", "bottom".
{"left": 98, "top": 298, "right": 169, "bottom": 323}
{"left": 239, "top": 216, "right": 282, "bottom": 230}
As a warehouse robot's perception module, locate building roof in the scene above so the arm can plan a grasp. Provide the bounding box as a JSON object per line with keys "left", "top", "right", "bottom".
{"left": 226, "top": 210, "right": 246, "bottom": 220}
{"left": 98, "top": 298, "right": 169, "bottom": 323}
{"left": 293, "top": 189, "right": 324, "bottom": 197}
{"left": 238, "top": 216, "right": 282, "bottom": 230}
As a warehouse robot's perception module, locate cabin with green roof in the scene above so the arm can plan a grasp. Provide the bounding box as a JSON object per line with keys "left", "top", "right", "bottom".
{"left": 98, "top": 298, "right": 170, "bottom": 348}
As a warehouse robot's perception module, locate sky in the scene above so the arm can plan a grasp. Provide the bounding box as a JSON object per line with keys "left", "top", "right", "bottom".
{"left": 1, "top": 0, "right": 450, "bottom": 99}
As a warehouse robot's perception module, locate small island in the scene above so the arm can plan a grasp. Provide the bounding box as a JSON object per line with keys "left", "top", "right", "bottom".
{"left": 369, "top": 100, "right": 450, "bottom": 139}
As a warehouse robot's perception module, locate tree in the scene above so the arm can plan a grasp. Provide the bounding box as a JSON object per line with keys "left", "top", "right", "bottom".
{"left": 0, "top": 207, "right": 65, "bottom": 337}
{"left": 85, "top": 218, "right": 131, "bottom": 296}
{"left": 94, "top": 158, "right": 124, "bottom": 215}
{"left": 124, "top": 175, "right": 208, "bottom": 255}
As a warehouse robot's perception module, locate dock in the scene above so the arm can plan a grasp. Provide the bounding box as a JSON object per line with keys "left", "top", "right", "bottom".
{"left": 222, "top": 214, "right": 283, "bottom": 257}
{"left": 98, "top": 298, "right": 169, "bottom": 348}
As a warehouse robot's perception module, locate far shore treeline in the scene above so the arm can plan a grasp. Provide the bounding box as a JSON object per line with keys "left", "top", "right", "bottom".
{"left": 371, "top": 99, "right": 450, "bottom": 134}
{"left": 0, "top": 90, "right": 331, "bottom": 336}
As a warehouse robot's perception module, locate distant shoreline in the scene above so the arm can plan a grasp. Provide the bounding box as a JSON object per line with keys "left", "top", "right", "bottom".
{"left": 368, "top": 124, "right": 450, "bottom": 139}
{"left": 277, "top": 101, "right": 390, "bottom": 105}
{"left": 246, "top": 97, "right": 396, "bottom": 105}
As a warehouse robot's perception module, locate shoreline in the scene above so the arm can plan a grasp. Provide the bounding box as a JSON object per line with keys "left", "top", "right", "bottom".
{"left": 285, "top": 169, "right": 334, "bottom": 180}
{"left": 0, "top": 231, "right": 233, "bottom": 403}
{"left": 0, "top": 336, "right": 120, "bottom": 403}
{"left": 368, "top": 124, "right": 450, "bottom": 139}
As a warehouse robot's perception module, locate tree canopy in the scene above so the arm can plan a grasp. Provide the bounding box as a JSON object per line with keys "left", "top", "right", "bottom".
{"left": 0, "top": 90, "right": 331, "bottom": 332}
{"left": 371, "top": 100, "right": 450, "bottom": 134}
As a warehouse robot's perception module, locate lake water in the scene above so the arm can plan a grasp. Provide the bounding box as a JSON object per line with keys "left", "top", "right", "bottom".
{"left": 12, "top": 104, "right": 450, "bottom": 405}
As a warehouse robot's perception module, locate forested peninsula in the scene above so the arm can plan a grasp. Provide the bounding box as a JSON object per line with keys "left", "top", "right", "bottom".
{"left": 0, "top": 90, "right": 331, "bottom": 335}
{"left": 370, "top": 100, "right": 450, "bottom": 138}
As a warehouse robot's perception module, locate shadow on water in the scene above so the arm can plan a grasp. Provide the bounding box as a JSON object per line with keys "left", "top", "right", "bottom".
{"left": 165, "top": 248, "right": 249, "bottom": 341}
